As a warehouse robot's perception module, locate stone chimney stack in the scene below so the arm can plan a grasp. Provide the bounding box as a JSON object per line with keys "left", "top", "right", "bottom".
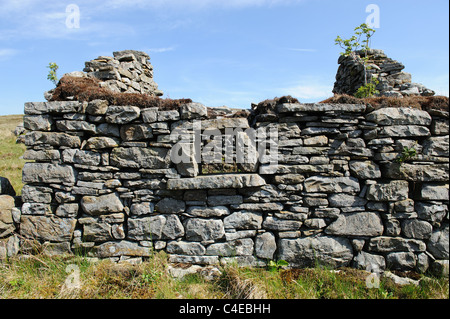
{"left": 333, "top": 49, "right": 435, "bottom": 98}
{"left": 81, "top": 50, "right": 163, "bottom": 96}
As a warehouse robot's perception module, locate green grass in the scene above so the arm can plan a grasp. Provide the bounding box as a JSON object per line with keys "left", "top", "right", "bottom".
{"left": 0, "top": 115, "right": 26, "bottom": 195}
{"left": 0, "top": 251, "right": 448, "bottom": 299}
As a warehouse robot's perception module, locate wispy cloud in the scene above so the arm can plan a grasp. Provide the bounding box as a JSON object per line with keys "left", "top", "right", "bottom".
{"left": 148, "top": 47, "right": 176, "bottom": 53}
{"left": 104, "top": 0, "right": 305, "bottom": 10}
{"left": 0, "top": 48, "right": 19, "bottom": 60}
{"left": 279, "top": 77, "right": 333, "bottom": 101}
{"left": 0, "top": 0, "right": 306, "bottom": 40}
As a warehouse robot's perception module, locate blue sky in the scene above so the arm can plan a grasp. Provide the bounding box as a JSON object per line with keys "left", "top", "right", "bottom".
{"left": 0, "top": 0, "right": 448, "bottom": 115}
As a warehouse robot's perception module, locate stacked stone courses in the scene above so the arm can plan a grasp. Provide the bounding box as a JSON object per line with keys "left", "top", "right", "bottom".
{"left": 4, "top": 49, "right": 447, "bottom": 273}
{"left": 16, "top": 96, "right": 449, "bottom": 274}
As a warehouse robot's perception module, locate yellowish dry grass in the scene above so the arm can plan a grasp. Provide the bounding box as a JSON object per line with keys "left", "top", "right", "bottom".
{"left": 0, "top": 115, "right": 26, "bottom": 195}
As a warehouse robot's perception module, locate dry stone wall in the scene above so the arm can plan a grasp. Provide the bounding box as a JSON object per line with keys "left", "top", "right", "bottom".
{"left": 8, "top": 96, "right": 448, "bottom": 274}
{"left": 1, "top": 50, "right": 449, "bottom": 274}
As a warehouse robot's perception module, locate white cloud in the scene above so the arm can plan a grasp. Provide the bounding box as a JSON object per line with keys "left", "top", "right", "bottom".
{"left": 0, "top": 1, "right": 136, "bottom": 40}
{"left": 148, "top": 47, "right": 176, "bottom": 53}
{"left": 280, "top": 81, "right": 333, "bottom": 101}
{"left": 102, "top": 0, "right": 305, "bottom": 11}
{"left": 0, "top": 48, "right": 19, "bottom": 60}
{"left": 0, "top": 0, "right": 306, "bottom": 40}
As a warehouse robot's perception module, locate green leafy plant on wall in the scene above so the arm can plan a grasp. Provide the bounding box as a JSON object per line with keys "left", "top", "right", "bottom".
{"left": 47, "top": 62, "right": 59, "bottom": 86}
{"left": 267, "top": 259, "right": 289, "bottom": 273}
{"left": 354, "top": 77, "right": 380, "bottom": 98}
{"left": 396, "top": 145, "right": 418, "bottom": 164}
{"left": 335, "top": 23, "right": 378, "bottom": 96}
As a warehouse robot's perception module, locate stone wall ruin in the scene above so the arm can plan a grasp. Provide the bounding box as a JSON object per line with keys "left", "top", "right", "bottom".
{"left": 1, "top": 50, "right": 449, "bottom": 276}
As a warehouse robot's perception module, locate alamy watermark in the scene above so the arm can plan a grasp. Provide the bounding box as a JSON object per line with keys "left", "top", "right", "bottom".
{"left": 60, "top": 264, "right": 82, "bottom": 296}
{"left": 169, "top": 121, "right": 279, "bottom": 172}
{"left": 66, "top": 4, "right": 80, "bottom": 29}
{"left": 366, "top": 4, "right": 380, "bottom": 29}
{"left": 365, "top": 263, "right": 381, "bottom": 289}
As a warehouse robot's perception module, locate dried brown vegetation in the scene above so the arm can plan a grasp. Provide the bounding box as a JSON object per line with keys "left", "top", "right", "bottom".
{"left": 251, "top": 95, "right": 299, "bottom": 115}
{"left": 320, "top": 94, "right": 449, "bottom": 112}
{"left": 50, "top": 76, "right": 192, "bottom": 110}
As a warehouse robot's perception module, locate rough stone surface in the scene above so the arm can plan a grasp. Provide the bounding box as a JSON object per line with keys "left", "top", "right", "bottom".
{"left": 366, "top": 180, "right": 409, "bottom": 201}
{"left": 255, "top": 232, "right": 277, "bottom": 260}
{"left": 16, "top": 50, "right": 449, "bottom": 271}
{"left": 110, "top": 147, "right": 171, "bottom": 169}
{"left": 278, "top": 236, "right": 354, "bottom": 268}
{"left": 20, "top": 215, "right": 76, "bottom": 242}
{"left": 155, "top": 198, "right": 186, "bottom": 214}
{"left": 224, "top": 212, "right": 263, "bottom": 230}
{"left": 326, "top": 212, "right": 384, "bottom": 236}
{"left": 128, "top": 215, "right": 184, "bottom": 240}
{"left": 368, "top": 237, "right": 426, "bottom": 253}
{"left": 22, "top": 163, "right": 76, "bottom": 184}
{"left": 167, "top": 241, "right": 206, "bottom": 256}
{"left": 80, "top": 193, "right": 124, "bottom": 216}
{"left": 95, "top": 240, "right": 152, "bottom": 258}
{"left": 427, "top": 225, "right": 449, "bottom": 259}
{"left": 304, "top": 176, "right": 360, "bottom": 194}
{"left": 366, "top": 107, "right": 432, "bottom": 126}
{"left": 185, "top": 218, "right": 225, "bottom": 242}
{"left": 167, "top": 174, "right": 266, "bottom": 190}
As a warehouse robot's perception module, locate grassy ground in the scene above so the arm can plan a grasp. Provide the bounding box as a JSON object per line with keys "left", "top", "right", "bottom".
{"left": 0, "top": 251, "right": 448, "bottom": 299}
{"left": 0, "top": 115, "right": 448, "bottom": 299}
{"left": 0, "top": 115, "right": 26, "bottom": 195}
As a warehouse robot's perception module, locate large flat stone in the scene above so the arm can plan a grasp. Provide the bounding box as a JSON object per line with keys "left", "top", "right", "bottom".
{"left": 56, "top": 120, "right": 97, "bottom": 134}
{"left": 328, "top": 194, "right": 367, "bottom": 207}
{"left": 378, "top": 125, "right": 430, "bottom": 137}
{"left": 200, "top": 118, "right": 249, "bottom": 130}
{"left": 278, "top": 236, "right": 354, "bottom": 268}
{"left": 110, "top": 147, "right": 171, "bottom": 169}
{"left": 304, "top": 176, "right": 360, "bottom": 194}
{"left": 349, "top": 160, "right": 381, "bottom": 179}
{"left": 383, "top": 163, "right": 449, "bottom": 182}
{"left": 419, "top": 183, "right": 449, "bottom": 201}
{"left": 224, "top": 211, "right": 263, "bottom": 230}
{"left": 326, "top": 212, "right": 384, "bottom": 236}
{"left": 422, "top": 136, "right": 449, "bottom": 157}
{"left": 24, "top": 101, "right": 82, "bottom": 115}
{"left": 105, "top": 105, "right": 141, "bottom": 124}
{"left": 366, "top": 180, "right": 409, "bottom": 201}
{"left": 167, "top": 174, "right": 266, "bottom": 190}
{"left": 95, "top": 240, "right": 152, "bottom": 258}
{"left": 277, "top": 103, "right": 366, "bottom": 113}
{"left": 127, "top": 215, "right": 185, "bottom": 240}
{"left": 186, "top": 206, "right": 230, "bottom": 218}
{"left": 25, "top": 131, "right": 81, "bottom": 148}
{"left": 366, "top": 107, "right": 432, "bottom": 126}
{"left": 184, "top": 218, "right": 225, "bottom": 242}
{"left": 167, "top": 241, "right": 206, "bottom": 256}
{"left": 20, "top": 215, "right": 76, "bottom": 242}
{"left": 80, "top": 193, "right": 124, "bottom": 216}
{"left": 23, "top": 115, "right": 53, "bottom": 131}
{"left": 368, "top": 236, "right": 426, "bottom": 253}
{"left": 22, "top": 163, "right": 76, "bottom": 184}
{"left": 205, "top": 238, "right": 254, "bottom": 257}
